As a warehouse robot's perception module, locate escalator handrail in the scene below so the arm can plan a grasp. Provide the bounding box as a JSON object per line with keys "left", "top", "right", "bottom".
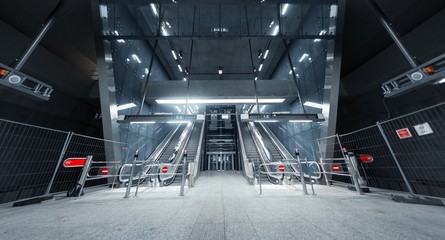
{"left": 236, "top": 115, "right": 254, "bottom": 180}
{"left": 192, "top": 122, "right": 205, "bottom": 180}
{"left": 247, "top": 122, "right": 283, "bottom": 182}
{"left": 159, "top": 123, "right": 195, "bottom": 184}
{"left": 258, "top": 122, "right": 295, "bottom": 161}
{"left": 145, "top": 124, "right": 182, "bottom": 163}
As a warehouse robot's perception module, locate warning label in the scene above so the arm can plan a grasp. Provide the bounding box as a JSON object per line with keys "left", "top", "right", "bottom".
{"left": 396, "top": 128, "right": 412, "bottom": 139}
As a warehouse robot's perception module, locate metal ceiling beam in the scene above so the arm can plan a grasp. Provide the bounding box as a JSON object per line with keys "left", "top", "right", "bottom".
{"left": 103, "top": 34, "right": 334, "bottom": 41}
{"left": 101, "top": 0, "right": 334, "bottom": 4}
{"left": 139, "top": 4, "right": 162, "bottom": 114}
{"left": 244, "top": 6, "right": 260, "bottom": 117}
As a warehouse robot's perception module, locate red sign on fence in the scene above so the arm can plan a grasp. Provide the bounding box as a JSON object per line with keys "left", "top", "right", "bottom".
{"left": 396, "top": 128, "right": 412, "bottom": 139}
{"left": 101, "top": 168, "right": 109, "bottom": 175}
{"left": 63, "top": 158, "right": 87, "bottom": 168}
{"left": 332, "top": 164, "right": 340, "bottom": 172}
{"left": 162, "top": 166, "right": 168, "bottom": 173}
{"left": 278, "top": 165, "right": 285, "bottom": 172}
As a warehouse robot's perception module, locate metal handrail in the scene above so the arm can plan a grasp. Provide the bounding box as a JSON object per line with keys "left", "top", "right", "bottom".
{"left": 247, "top": 122, "right": 282, "bottom": 183}
{"left": 159, "top": 123, "right": 194, "bottom": 185}
{"left": 258, "top": 122, "right": 294, "bottom": 160}
{"left": 191, "top": 121, "right": 206, "bottom": 183}
{"left": 144, "top": 124, "right": 182, "bottom": 163}
{"left": 236, "top": 115, "right": 254, "bottom": 181}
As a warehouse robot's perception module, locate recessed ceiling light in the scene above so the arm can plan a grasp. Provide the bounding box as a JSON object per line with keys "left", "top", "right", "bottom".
{"left": 156, "top": 98, "right": 285, "bottom": 104}
{"left": 281, "top": 4, "right": 289, "bottom": 15}
{"left": 263, "top": 49, "right": 269, "bottom": 59}
{"left": 117, "top": 103, "right": 137, "bottom": 110}
{"left": 303, "top": 101, "right": 323, "bottom": 109}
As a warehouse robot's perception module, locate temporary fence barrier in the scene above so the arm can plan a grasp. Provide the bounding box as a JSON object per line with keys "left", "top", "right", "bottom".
{"left": 328, "top": 102, "right": 445, "bottom": 200}
{"left": 0, "top": 118, "right": 127, "bottom": 204}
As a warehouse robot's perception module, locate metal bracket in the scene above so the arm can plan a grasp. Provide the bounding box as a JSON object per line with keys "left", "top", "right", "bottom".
{"left": 381, "top": 53, "right": 445, "bottom": 97}
{"left": 0, "top": 62, "right": 53, "bottom": 101}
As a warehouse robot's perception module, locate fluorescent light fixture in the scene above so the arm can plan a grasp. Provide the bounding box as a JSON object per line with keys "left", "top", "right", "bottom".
{"left": 258, "top": 64, "right": 263, "bottom": 72}
{"left": 304, "top": 101, "right": 323, "bottom": 109}
{"left": 281, "top": 4, "right": 289, "bottom": 15}
{"left": 150, "top": 3, "right": 158, "bottom": 16}
{"left": 117, "top": 39, "right": 125, "bottom": 43}
{"left": 314, "top": 30, "right": 327, "bottom": 42}
{"left": 289, "top": 120, "right": 313, "bottom": 123}
{"left": 330, "top": 5, "right": 338, "bottom": 18}
{"left": 289, "top": 70, "right": 292, "bottom": 75}
{"left": 156, "top": 98, "right": 285, "bottom": 104}
{"left": 255, "top": 77, "right": 258, "bottom": 81}
{"left": 171, "top": 50, "right": 177, "bottom": 60}
{"left": 131, "top": 54, "right": 141, "bottom": 63}
{"left": 161, "top": 27, "right": 168, "bottom": 36}
{"left": 436, "top": 78, "right": 445, "bottom": 84}
{"left": 178, "top": 65, "right": 183, "bottom": 72}
{"left": 255, "top": 119, "right": 279, "bottom": 122}
{"left": 114, "top": 30, "right": 119, "bottom": 36}
{"left": 263, "top": 49, "right": 269, "bottom": 59}
{"left": 298, "top": 53, "right": 309, "bottom": 62}
{"left": 269, "top": 21, "right": 274, "bottom": 28}
{"left": 117, "top": 103, "right": 137, "bottom": 110}
{"left": 145, "top": 68, "right": 149, "bottom": 74}
{"left": 99, "top": 5, "right": 108, "bottom": 18}
{"left": 167, "top": 120, "right": 191, "bottom": 123}
{"left": 183, "top": 77, "right": 187, "bottom": 81}
{"left": 130, "top": 121, "right": 155, "bottom": 124}
{"left": 272, "top": 25, "right": 279, "bottom": 36}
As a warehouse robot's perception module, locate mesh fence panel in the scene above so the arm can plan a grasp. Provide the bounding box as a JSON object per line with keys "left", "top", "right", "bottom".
{"left": 0, "top": 119, "right": 69, "bottom": 204}
{"left": 339, "top": 126, "right": 407, "bottom": 191}
{"left": 379, "top": 103, "right": 445, "bottom": 198}
{"left": 49, "top": 133, "right": 126, "bottom": 193}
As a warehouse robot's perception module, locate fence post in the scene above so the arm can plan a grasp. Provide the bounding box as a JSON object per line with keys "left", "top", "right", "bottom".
{"left": 376, "top": 122, "right": 416, "bottom": 196}
{"left": 297, "top": 154, "right": 309, "bottom": 195}
{"left": 180, "top": 153, "right": 187, "bottom": 196}
{"left": 75, "top": 155, "right": 93, "bottom": 199}
{"left": 337, "top": 134, "right": 363, "bottom": 195}
{"left": 45, "top": 131, "right": 73, "bottom": 195}
{"left": 305, "top": 158, "right": 316, "bottom": 195}
{"left": 257, "top": 159, "right": 262, "bottom": 195}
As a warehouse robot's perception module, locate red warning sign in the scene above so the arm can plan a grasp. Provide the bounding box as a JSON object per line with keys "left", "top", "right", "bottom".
{"left": 63, "top": 158, "right": 87, "bottom": 168}
{"left": 332, "top": 164, "right": 340, "bottom": 172}
{"left": 396, "top": 128, "right": 412, "bottom": 139}
{"left": 278, "top": 165, "right": 285, "bottom": 172}
{"left": 162, "top": 166, "right": 168, "bottom": 173}
{"left": 101, "top": 168, "right": 109, "bottom": 175}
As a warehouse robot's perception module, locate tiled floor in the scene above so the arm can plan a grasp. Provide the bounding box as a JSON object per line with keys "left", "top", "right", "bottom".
{"left": 1, "top": 171, "right": 444, "bottom": 239}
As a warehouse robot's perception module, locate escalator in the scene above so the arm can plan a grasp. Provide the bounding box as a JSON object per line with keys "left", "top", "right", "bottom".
{"left": 161, "top": 122, "right": 203, "bottom": 186}
{"left": 239, "top": 121, "right": 282, "bottom": 184}
{"left": 255, "top": 123, "right": 285, "bottom": 161}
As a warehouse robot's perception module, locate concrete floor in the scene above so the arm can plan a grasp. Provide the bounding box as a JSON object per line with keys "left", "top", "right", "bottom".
{"left": 1, "top": 171, "right": 444, "bottom": 240}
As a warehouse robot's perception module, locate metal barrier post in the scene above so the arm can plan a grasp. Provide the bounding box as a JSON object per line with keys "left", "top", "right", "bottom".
{"left": 257, "top": 159, "right": 262, "bottom": 195}
{"left": 75, "top": 155, "right": 93, "bottom": 199}
{"left": 337, "top": 134, "right": 363, "bottom": 195}
{"left": 180, "top": 153, "right": 187, "bottom": 196}
{"left": 305, "top": 159, "right": 316, "bottom": 195}
{"left": 188, "top": 162, "right": 194, "bottom": 188}
{"left": 376, "top": 122, "right": 416, "bottom": 196}
{"left": 134, "top": 168, "right": 143, "bottom": 197}
{"left": 343, "top": 150, "right": 363, "bottom": 195}
{"left": 297, "top": 155, "right": 309, "bottom": 195}
{"left": 124, "top": 158, "right": 138, "bottom": 198}
{"left": 45, "top": 131, "right": 73, "bottom": 195}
